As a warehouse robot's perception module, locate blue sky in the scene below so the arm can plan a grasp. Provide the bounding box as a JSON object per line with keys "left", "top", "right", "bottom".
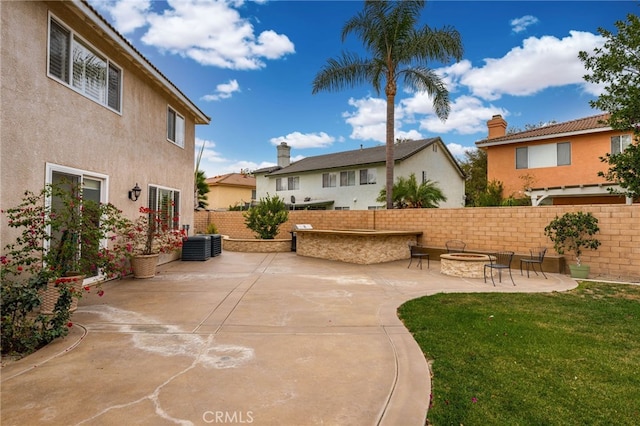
{"left": 88, "top": 0, "right": 638, "bottom": 178}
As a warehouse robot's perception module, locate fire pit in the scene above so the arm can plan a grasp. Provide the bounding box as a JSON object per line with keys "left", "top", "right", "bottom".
{"left": 440, "top": 253, "right": 494, "bottom": 278}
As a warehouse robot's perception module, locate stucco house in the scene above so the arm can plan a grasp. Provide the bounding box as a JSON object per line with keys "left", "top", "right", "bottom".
{"left": 476, "top": 114, "right": 635, "bottom": 206}
{"left": 254, "top": 139, "right": 465, "bottom": 210}
{"left": 205, "top": 173, "right": 256, "bottom": 210}
{"left": 0, "top": 1, "right": 210, "bottom": 269}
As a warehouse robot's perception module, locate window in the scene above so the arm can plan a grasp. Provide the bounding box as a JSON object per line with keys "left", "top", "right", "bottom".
{"left": 515, "top": 142, "right": 571, "bottom": 169}
{"left": 48, "top": 16, "right": 122, "bottom": 112}
{"left": 340, "top": 171, "right": 355, "bottom": 186}
{"left": 322, "top": 173, "right": 337, "bottom": 188}
{"left": 359, "top": 169, "right": 376, "bottom": 185}
{"left": 421, "top": 171, "right": 427, "bottom": 183}
{"left": 611, "top": 135, "right": 632, "bottom": 155}
{"left": 276, "top": 177, "right": 298, "bottom": 191}
{"left": 148, "top": 186, "right": 180, "bottom": 230}
{"left": 167, "top": 107, "right": 185, "bottom": 147}
{"left": 335, "top": 206, "right": 350, "bottom": 210}
{"left": 288, "top": 177, "right": 299, "bottom": 190}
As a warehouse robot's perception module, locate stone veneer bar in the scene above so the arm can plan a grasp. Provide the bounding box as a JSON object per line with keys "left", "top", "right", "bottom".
{"left": 295, "top": 229, "right": 422, "bottom": 265}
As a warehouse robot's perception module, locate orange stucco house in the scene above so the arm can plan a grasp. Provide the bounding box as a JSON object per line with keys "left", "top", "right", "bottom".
{"left": 475, "top": 114, "right": 636, "bottom": 206}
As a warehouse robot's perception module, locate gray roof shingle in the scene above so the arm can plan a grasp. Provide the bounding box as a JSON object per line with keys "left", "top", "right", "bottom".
{"left": 264, "top": 138, "right": 441, "bottom": 176}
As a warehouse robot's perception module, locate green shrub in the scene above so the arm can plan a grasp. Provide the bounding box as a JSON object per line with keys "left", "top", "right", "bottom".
{"left": 205, "top": 223, "right": 218, "bottom": 234}
{"left": 243, "top": 194, "right": 289, "bottom": 239}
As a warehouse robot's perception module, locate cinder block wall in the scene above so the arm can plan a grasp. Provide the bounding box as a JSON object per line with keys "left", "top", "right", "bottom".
{"left": 194, "top": 205, "right": 640, "bottom": 281}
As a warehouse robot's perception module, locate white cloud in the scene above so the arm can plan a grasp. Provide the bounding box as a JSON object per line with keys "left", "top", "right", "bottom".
{"left": 417, "top": 95, "right": 508, "bottom": 135}
{"left": 195, "top": 137, "right": 226, "bottom": 164}
{"left": 342, "top": 97, "right": 388, "bottom": 143}
{"left": 446, "top": 143, "right": 471, "bottom": 159}
{"left": 89, "top": 0, "right": 151, "bottom": 33}
{"left": 269, "top": 132, "right": 335, "bottom": 149}
{"left": 95, "top": 0, "right": 294, "bottom": 70}
{"left": 201, "top": 79, "right": 241, "bottom": 101}
{"left": 461, "top": 31, "right": 605, "bottom": 100}
{"left": 510, "top": 15, "right": 539, "bottom": 34}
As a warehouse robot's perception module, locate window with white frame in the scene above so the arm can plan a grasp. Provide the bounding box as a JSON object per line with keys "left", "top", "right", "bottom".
{"left": 48, "top": 15, "right": 122, "bottom": 112}
{"left": 167, "top": 107, "right": 185, "bottom": 147}
{"left": 611, "top": 135, "right": 632, "bottom": 155}
{"left": 148, "top": 186, "right": 180, "bottom": 230}
{"left": 359, "top": 168, "right": 377, "bottom": 185}
{"left": 322, "top": 173, "right": 337, "bottom": 188}
{"left": 335, "top": 206, "right": 350, "bottom": 210}
{"left": 276, "top": 177, "right": 299, "bottom": 191}
{"left": 421, "top": 171, "right": 427, "bottom": 183}
{"left": 288, "top": 177, "right": 300, "bottom": 190}
{"left": 516, "top": 142, "right": 571, "bottom": 169}
{"left": 340, "top": 171, "right": 355, "bottom": 186}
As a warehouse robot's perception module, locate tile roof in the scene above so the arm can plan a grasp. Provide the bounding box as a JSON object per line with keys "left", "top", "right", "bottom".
{"left": 476, "top": 113, "right": 611, "bottom": 146}
{"left": 206, "top": 173, "right": 256, "bottom": 187}
{"left": 264, "top": 138, "right": 441, "bottom": 176}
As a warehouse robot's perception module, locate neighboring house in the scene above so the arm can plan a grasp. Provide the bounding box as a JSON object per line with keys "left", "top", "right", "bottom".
{"left": 476, "top": 114, "right": 635, "bottom": 206}
{"left": 205, "top": 173, "right": 256, "bottom": 210}
{"left": 254, "top": 139, "right": 465, "bottom": 210}
{"left": 1, "top": 1, "right": 210, "bottom": 265}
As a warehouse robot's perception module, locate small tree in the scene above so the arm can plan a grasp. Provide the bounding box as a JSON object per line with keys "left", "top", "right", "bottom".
{"left": 544, "top": 212, "right": 601, "bottom": 266}
{"left": 579, "top": 13, "right": 640, "bottom": 199}
{"left": 243, "top": 194, "right": 289, "bottom": 239}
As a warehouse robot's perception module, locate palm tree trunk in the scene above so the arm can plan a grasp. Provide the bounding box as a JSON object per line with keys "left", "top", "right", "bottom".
{"left": 385, "top": 91, "right": 396, "bottom": 209}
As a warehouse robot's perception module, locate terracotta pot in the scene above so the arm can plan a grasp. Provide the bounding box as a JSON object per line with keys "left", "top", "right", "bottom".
{"left": 130, "top": 254, "right": 160, "bottom": 279}
{"left": 40, "top": 274, "right": 85, "bottom": 314}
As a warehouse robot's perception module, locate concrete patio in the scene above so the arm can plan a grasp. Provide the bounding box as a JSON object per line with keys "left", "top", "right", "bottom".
{"left": 1, "top": 252, "right": 577, "bottom": 425}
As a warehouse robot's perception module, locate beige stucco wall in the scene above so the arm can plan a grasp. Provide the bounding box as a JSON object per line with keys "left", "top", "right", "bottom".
{"left": 1, "top": 1, "right": 202, "bottom": 251}
{"left": 206, "top": 186, "right": 255, "bottom": 210}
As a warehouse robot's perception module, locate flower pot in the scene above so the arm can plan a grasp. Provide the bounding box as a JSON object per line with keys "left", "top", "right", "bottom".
{"left": 131, "top": 254, "right": 159, "bottom": 279}
{"left": 40, "top": 275, "right": 85, "bottom": 314}
{"left": 569, "top": 264, "right": 590, "bottom": 279}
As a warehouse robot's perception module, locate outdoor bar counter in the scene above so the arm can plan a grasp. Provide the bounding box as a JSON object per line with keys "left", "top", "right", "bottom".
{"left": 294, "top": 229, "right": 423, "bottom": 265}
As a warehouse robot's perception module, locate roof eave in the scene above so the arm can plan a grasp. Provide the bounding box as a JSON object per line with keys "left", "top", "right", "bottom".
{"left": 476, "top": 126, "right": 613, "bottom": 148}
{"left": 74, "top": 0, "right": 210, "bottom": 125}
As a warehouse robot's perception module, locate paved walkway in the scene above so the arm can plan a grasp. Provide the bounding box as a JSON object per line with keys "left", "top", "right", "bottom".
{"left": 1, "top": 252, "right": 577, "bottom": 425}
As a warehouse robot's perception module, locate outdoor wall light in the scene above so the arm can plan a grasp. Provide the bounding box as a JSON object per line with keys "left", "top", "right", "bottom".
{"left": 129, "top": 183, "right": 141, "bottom": 201}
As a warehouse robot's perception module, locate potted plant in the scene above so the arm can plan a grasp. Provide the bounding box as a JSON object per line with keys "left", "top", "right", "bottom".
{"left": 544, "top": 211, "right": 601, "bottom": 279}
{"left": 118, "top": 206, "right": 185, "bottom": 278}
{"left": 1, "top": 182, "right": 128, "bottom": 356}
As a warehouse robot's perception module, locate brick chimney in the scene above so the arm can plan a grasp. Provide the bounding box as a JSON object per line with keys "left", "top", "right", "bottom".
{"left": 487, "top": 114, "right": 507, "bottom": 139}
{"left": 277, "top": 142, "right": 290, "bottom": 167}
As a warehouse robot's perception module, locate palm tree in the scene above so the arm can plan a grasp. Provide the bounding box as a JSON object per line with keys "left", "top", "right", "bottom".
{"left": 377, "top": 172, "right": 446, "bottom": 208}
{"left": 312, "top": 0, "right": 463, "bottom": 209}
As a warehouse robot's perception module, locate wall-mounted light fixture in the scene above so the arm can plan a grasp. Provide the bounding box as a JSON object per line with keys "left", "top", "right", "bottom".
{"left": 129, "top": 183, "right": 141, "bottom": 201}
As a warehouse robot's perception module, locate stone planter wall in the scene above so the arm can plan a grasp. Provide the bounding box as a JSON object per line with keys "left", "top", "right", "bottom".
{"left": 222, "top": 237, "right": 291, "bottom": 253}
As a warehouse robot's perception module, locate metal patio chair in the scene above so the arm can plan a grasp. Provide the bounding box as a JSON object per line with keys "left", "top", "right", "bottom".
{"left": 520, "top": 247, "right": 547, "bottom": 279}
{"left": 408, "top": 243, "right": 430, "bottom": 269}
{"left": 484, "top": 251, "right": 515, "bottom": 286}
{"left": 445, "top": 239, "right": 466, "bottom": 253}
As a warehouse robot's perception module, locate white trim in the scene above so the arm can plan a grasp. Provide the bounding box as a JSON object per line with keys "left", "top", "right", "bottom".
{"left": 167, "top": 105, "right": 185, "bottom": 148}
{"left": 45, "top": 163, "right": 111, "bottom": 284}
{"left": 47, "top": 12, "right": 123, "bottom": 115}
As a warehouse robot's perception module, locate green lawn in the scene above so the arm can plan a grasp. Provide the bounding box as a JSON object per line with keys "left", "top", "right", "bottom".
{"left": 398, "top": 282, "right": 640, "bottom": 425}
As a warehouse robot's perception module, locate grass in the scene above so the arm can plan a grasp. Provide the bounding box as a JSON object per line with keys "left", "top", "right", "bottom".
{"left": 398, "top": 282, "right": 640, "bottom": 425}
